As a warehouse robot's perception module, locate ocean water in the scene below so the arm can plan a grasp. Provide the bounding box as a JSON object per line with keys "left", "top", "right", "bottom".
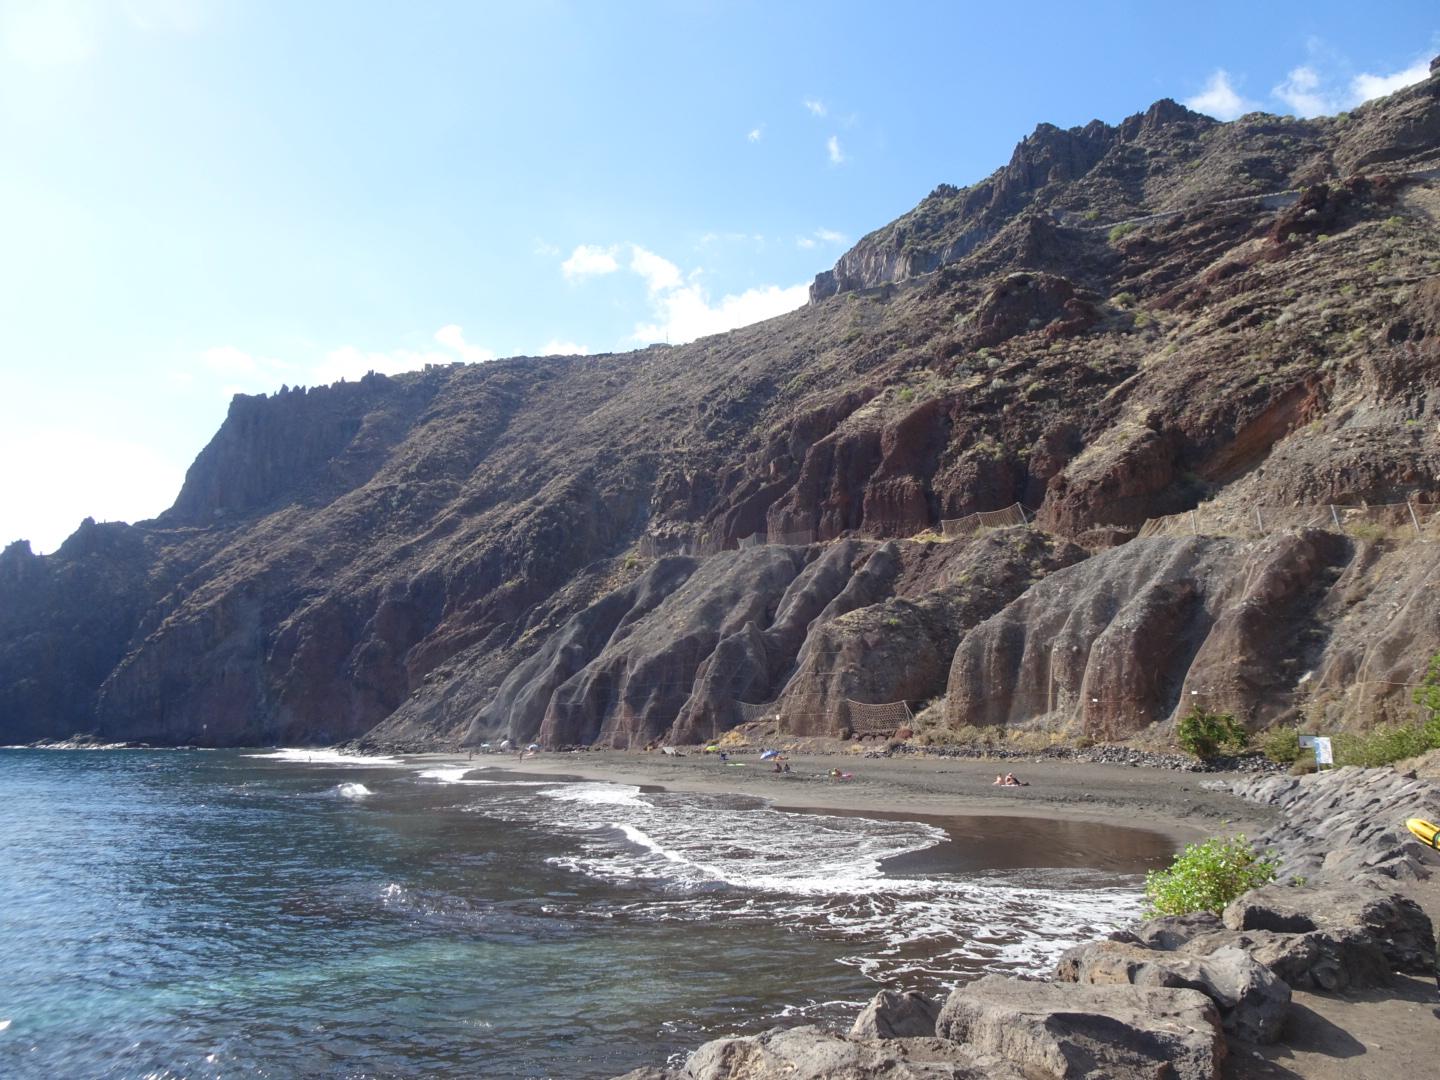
{"left": 0, "top": 749, "right": 1173, "bottom": 1078}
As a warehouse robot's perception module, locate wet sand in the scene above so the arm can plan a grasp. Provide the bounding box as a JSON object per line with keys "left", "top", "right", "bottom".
{"left": 420, "top": 748, "right": 1276, "bottom": 847}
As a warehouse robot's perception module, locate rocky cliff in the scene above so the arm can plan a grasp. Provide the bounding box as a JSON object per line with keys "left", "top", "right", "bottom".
{"left": 5, "top": 69, "right": 1440, "bottom": 748}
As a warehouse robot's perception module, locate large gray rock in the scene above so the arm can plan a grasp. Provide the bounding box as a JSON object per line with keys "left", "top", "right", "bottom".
{"left": 1222, "top": 880, "right": 1435, "bottom": 973}
{"left": 935, "top": 975, "right": 1224, "bottom": 1080}
{"left": 1124, "top": 911, "right": 1223, "bottom": 950}
{"left": 667, "top": 1025, "right": 1021, "bottom": 1080}
{"left": 851, "top": 989, "right": 942, "bottom": 1039}
{"left": 1055, "top": 939, "right": 1290, "bottom": 1043}
{"left": 1183, "top": 926, "right": 1393, "bottom": 992}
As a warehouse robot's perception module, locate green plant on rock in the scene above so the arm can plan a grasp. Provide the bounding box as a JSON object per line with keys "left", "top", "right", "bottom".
{"left": 1176, "top": 706, "right": 1248, "bottom": 759}
{"left": 1109, "top": 222, "right": 1137, "bottom": 244}
{"left": 1261, "top": 726, "right": 1301, "bottom": 764}
{"left": 1143, "top": 834, "right": 1278, "bottom": 917}
{"left": 1410, "top": 651, "right": 1440, "bottom": 744}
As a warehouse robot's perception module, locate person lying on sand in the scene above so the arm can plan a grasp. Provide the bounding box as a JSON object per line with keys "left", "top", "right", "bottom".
{"left": 1002, "top": 772, "right": 1029, "bottom": 787}
{"left": 992, "top": 774, "right": 1004, "bottom": 785}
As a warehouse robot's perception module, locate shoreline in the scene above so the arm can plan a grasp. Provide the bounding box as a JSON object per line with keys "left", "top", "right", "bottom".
{"left": 414, "top": 748, "right": 1276, "bottom": 848}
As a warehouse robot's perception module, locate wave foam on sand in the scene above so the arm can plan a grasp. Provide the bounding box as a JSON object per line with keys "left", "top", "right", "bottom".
{"left": 469, "top": 777, "right": 1143, "bottom": 983}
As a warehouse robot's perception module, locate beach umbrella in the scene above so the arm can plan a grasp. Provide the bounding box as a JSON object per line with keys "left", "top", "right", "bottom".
{"left": 760, "top": 749, "right": 779, "bottom": 760}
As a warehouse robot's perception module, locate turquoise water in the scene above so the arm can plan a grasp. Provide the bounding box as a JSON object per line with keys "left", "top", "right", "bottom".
{"left": 0, "top": 749, "right": 1170, "bottom": 1078}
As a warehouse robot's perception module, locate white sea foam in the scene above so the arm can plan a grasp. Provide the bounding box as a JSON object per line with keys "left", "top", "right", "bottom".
{"left": 0, "top": 1018, "right": 10, "bottom": 1031}
{"left": 539, "top": 781, "right": 649, "bottom": 808}
{"left": 245, "top": 748, "right": 403, "bottom": 766}
{"left": 417, "top": 767, "right": 471, "bottom": 783}
{"left": 333, "top": 783, "right": 373, "bottom": 798}
{"left": 474, "top": 777, "right": 1145, "bottom": 984}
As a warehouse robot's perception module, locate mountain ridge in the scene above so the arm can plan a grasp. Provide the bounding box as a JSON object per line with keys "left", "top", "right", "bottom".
{"left": 4, "top": 69, "right": 1440, "bottom": 749}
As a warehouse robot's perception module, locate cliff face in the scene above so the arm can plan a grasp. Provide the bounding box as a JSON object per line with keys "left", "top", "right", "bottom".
{"left": 5, "top": 70, "right": 1440, "bottom": 748}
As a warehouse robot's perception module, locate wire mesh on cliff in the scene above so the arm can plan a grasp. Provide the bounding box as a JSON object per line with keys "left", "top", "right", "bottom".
{"left": 940, "top": 502, "right": 1031, "bottom": 539}
{"left": 845, "top": 699, "right": 915, "bottom": 735}
{"left": 1137, "top": 501, "right": 1440, "bottom": 542}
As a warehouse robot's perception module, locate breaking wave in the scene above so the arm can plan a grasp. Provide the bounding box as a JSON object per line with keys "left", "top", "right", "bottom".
{"left": 245, "top": 748, "right": 403, "bottom": 766}
{"left": 468, "top": 779, "right": 1146, "bottom": 984}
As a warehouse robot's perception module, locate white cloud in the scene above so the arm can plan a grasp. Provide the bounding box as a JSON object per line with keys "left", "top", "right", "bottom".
{"left": 1351, "top": 58, "right": 1431, "bottom": 104}
{"left": 1185, "top": 69, "right": 1258, "bottom": 120}
{"left": 629, "top": 245, "right": 684, "bottom": 294}
{"left": 632, "top": 277, "right": 809, "bottom": 345}
{"left": 797, "top": 236, "right": 816, "bottom": 250}
{"left": 1271, "top": 55, "right": 1431, "bottom": 118}
{"left": 539, "top": 339, "right": 587, "bottom": 355}
{"left": 747, "top": 126, "right": 763, "bottom": 142}
{"left": 561, "top": 244, "right": 619, "bottom": 278}
{"left": 827, "top": 135, "right": 844, "bottom": 164}
{"left": 532, "top": 238, "right": 561, "bottom": 258}
{"left": 803, "top": 98, "right": 827, "bottom": 117}
{"left": 0, "top": 426, "right": 185, "bottom": 554}
{"left": 1273, "top": 65, "right": 1334, "bottom": 117}
{"left": 433, "top": 324, "right": 496, "bottom": 363}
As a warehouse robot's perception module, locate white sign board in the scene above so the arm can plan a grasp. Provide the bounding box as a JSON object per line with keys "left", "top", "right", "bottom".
{"left": 1314, "top": 737, "right": 1333, "bottom": 766}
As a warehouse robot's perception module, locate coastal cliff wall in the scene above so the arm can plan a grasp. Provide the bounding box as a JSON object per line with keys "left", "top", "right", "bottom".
{"left": 5, "top": 70, "right": 1440, "bottom": 748}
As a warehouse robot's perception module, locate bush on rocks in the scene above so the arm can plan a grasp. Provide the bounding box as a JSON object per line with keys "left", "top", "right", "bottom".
{"left": 1176, "top": 706, "right": 1248, "bottom": 759}
{"left": 1144, "top": 834, "right": 1278, "bottom": 917}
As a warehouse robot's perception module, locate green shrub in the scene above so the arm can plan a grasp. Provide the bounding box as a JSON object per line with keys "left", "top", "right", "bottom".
{"left": 1332, "top": 722, "right": 1438, "bottom": 768}
{"left": 1176, "top": 706, "right": 1249, "bottom": 759}
{"left": 1109, "top": 222, "right": 1138, "bottom": 244}
{"left": 1112, "top": 290, "right": 1137, "bottom": 307}
{"left": 1261, "top": 726, "right": 1301, "bottom": 764}
{"left": 1143, "top": 834, "right": 1278, "bottom": 917}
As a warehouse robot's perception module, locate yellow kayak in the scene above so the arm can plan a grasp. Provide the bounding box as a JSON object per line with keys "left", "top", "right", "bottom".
{"left": 1405, "top": 818, "right": 1439, "bottom": 850}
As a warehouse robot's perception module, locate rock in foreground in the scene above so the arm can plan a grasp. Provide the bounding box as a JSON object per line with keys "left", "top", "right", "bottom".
{"left": 935, "top": 975, "right": 1225, "bottom": 1080}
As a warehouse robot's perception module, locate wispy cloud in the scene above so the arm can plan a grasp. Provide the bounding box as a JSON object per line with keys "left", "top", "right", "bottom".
{"left": 1272, "top": 55, "right": 1432, "bottom": 117}
{"left": 1273, "top": 65, "right": 1333, "bottom": 116}
{"left": 803, "top": 97, "right": 827, "bottom": 117}
{"left": 561, "top": 244, "right": 620, "bottom": 278}
{"left": 797, "top": 227, "right": 847, "bottom": 250}
{"left": 747, "top": 125, "right": 763, "bottom": 142}
{"left": 826, "top": 134, "right": 845, "bottom": 165}
{"left": 1185, "top": 69, "right": 1258, "bottom": 120}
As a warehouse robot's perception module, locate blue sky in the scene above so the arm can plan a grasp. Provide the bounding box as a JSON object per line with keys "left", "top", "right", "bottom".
{"left": 2, "top": 0, "right": 1436, "bottom": 552}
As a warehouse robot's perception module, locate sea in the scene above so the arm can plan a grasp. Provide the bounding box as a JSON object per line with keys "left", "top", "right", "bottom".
{"left": 0, "top": 748, "right": 1174, "bottom": 1079}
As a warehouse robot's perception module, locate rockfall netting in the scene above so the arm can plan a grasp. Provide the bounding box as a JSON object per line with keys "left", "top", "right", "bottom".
{"left": 940, "top": 503, "right": 1031, "bottom": 539}
{"left": 1137, "top": 501, "right": 1440, "bottom": 541}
